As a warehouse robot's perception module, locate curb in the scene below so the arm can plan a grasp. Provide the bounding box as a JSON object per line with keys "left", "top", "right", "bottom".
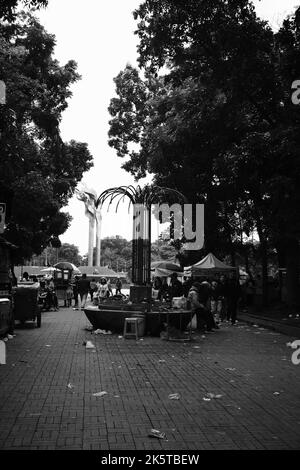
{"left": 238, "top": 312, "right": 300, "bottom": 338}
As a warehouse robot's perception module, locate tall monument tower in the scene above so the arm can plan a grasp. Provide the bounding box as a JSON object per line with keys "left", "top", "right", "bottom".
{"left": 76, "top": 185, "right": 102, "bottom": 267}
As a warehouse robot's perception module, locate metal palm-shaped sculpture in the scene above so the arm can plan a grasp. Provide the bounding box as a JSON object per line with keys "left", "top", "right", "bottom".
{"left": 97, "top": 184, "right": 186, "bottom": 286}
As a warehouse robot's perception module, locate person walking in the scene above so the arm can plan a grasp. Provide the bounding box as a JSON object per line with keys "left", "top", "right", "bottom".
{"left": 218, "top": 274, "right": 228, "bottom": 321}
{"left": 115, "top": 277, "right": 122, "bottom": 295}
{"left": 210, "top": 280, "right": 222, "bottom": 325}
{"left": 77, "top": 274, "right": 90, "bottom": 310}
{"left": 72, "top": 275, "right": 79, "bottom": 308}
{"left": 226, "top": 274, "right": 242, "bottom": 325}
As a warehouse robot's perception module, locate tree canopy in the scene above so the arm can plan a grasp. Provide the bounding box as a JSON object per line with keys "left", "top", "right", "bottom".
{"left": 0, "top": 1, "right": 48, "bottom": 22}
{"left": 0, "top": 12, "right": 93, "bottom": 262}
{"left": 108, "top": 1, "right": 300, "bottom": 306}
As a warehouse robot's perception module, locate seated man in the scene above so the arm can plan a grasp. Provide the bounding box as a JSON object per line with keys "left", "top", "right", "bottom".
{"left": 188, "top": 282, "right": 216, "bottom": 332}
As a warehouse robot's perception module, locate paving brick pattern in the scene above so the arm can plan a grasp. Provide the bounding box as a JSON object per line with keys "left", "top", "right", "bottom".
{"left": 0, "top": 308, "right": 299, "bottom": 450}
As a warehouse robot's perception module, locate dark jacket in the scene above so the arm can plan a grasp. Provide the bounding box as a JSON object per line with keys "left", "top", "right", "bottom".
{"left": 169, "top": 279, "right": 183, "bottom": 298}
{"left": 226, "top": 280, "right": 241, "bottom": 301}
{"left": 78, "top": 278, "right": 90, "bottom": 295}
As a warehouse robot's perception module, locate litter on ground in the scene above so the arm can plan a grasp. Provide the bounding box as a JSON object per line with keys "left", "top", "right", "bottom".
{"left": 148, "top": 429, "right": 167, "bottom": 440}
{"left": 92, "top": 391, "right": 108, "bottom": 397}
{"left": 168, "top": 393, "right": 180, "bottom": 400}
{"left": 93, "top": 329, "right": 112, "bottom": 335}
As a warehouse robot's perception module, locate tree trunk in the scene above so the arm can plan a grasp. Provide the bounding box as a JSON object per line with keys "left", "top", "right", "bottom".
{"left": 244, "top": 248, "right": 249, "bottom": 273}
{"left": 230, "top": 248, "right": 236, "bottom": 267}
{"left": 285, "top": 237, "right": 300, "bottom": 308}
{"left": 256, "top": 220, "right": 268, "bottom": 307}
{"left": 260, "top": 240, "right": 269, "bottom": 307}
{"left": 251, "top": 192, "right": 269, "bottom": 307}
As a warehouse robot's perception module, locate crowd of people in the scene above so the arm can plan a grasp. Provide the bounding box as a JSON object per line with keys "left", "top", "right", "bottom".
{"left": 154, "top": 272, "right": 242, "bottom": 332}
{"left": 72, "top": 275, "right": 124, "bottom": 310}
{"left": 20, "top": 271, "right": 124, "bottom": 311}
{"left": 19, "top": 269, "right": 244, "bottom": 333}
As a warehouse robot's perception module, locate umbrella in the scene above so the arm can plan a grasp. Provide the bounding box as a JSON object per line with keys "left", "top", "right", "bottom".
{"left": 40, "top": 267, "right": 60, "bottom": 273}
{"left": 151, "top": 261, "right": 182, "bottom": 272}
{"left": 54, "top": 262, "right": 81, "bottom": 274}
{"left": 152, "top": 267, "right": 184, "bottom": 278}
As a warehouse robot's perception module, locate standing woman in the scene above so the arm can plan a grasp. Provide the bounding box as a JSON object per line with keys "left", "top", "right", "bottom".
{"left": 97, "top": 277, "right": 110, "bottom": 302}
{"left": 89, "top": 278, "right": 97, "bottom": 301}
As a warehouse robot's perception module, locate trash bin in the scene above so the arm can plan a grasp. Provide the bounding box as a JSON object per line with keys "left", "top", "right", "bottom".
{"left": 0, "top": 298, "right": 12, "bottom": 337}
{"left": 13, "top": 284, "right": 41, "bottom": 327}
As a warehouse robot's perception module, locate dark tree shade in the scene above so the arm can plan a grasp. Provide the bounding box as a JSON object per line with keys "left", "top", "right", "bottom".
{"left": 0, "top": 12, "right": 93, "bottom": 262}
{"left": 0, "top": 1, "right": 48, "bottom": 21}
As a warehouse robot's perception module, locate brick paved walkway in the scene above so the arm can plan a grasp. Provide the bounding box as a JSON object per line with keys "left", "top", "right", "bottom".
{"left": 0, "top": 307, "right": 299, "bottom": 450}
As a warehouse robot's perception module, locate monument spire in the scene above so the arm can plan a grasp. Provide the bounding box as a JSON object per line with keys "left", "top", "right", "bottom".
{"left": 75, "top": 185, "right": 102, "bottom": 267}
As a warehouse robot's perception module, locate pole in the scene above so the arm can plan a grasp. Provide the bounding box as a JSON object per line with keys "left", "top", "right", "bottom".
{"left": 95, "top": 212, "right": 101, "bottom": 266}
{"left": 88, "top": 216, "right": 95, "bottom": 267}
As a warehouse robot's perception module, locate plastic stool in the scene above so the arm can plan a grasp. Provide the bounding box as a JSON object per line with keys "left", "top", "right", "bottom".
{"left": 123, "top": 317, "right": 139, "bottom": 340}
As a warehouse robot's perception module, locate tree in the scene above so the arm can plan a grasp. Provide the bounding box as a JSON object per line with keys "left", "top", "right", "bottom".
{"left": 0, "top": 13, "right": 93, "bottom": 263}
{"left": 151, "top": 231, "right": 178, "bottom": 262}
{"left": 0, "top": 1, "right": 48, "bottom": 22}
{"left": 31, "top": 242, "right": 83, "bottom": 266}
{"left": 98, "top": 236, "right": 132, "bottom": 272}
{"left": 108, "top": 1, "right": 300, "bottom": 307}
{"left": 57, "top": 243, "right": 82, "bottom": 266}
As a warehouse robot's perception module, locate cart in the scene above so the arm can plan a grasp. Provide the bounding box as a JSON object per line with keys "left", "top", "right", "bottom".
{"left": 53, "top": 262, "right": 81, "bottom": 307}
{"left": 0, "top": 236, "right": 16, "bottom": 337}
{"left": 12, "top": 282, "right": 41, "bottom": 327}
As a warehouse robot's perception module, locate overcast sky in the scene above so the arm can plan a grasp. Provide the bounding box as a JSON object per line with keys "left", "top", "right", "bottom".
{"left": 37, "top": 0, "right": 299, "bottom": 255}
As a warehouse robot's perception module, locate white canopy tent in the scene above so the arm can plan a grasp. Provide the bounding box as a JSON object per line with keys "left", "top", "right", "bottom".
{"left": 184, "top": 252, "right": 237, "bottom": 277}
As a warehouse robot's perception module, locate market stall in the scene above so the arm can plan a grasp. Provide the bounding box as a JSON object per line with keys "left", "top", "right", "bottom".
{"left": 184, "top": 252, "right": 238, "bottom": 278}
